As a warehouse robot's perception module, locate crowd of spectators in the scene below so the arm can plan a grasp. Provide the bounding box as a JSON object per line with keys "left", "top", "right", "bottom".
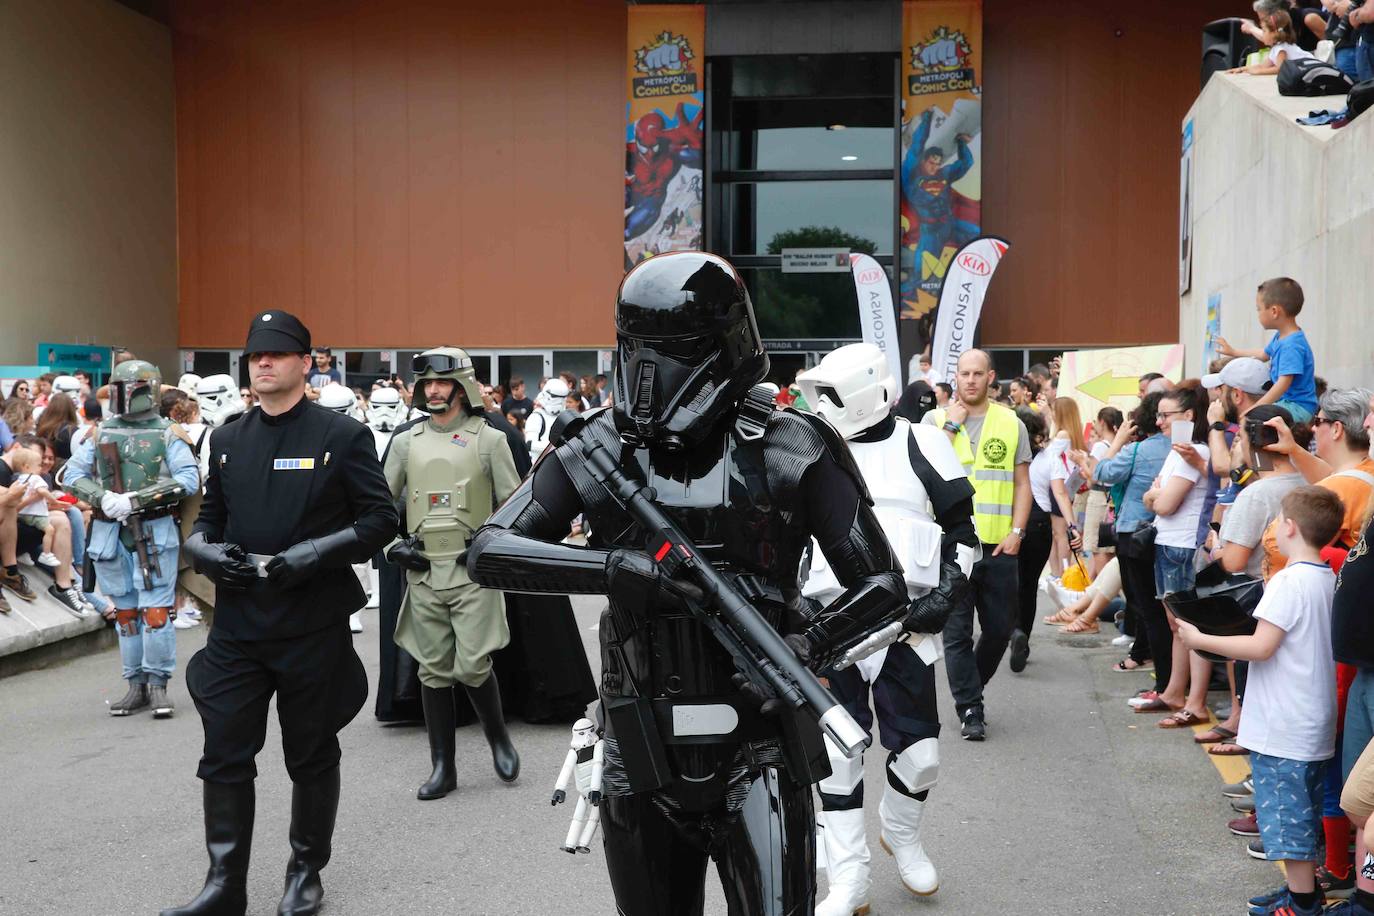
{"left": 1231, "top": 0, "right": 1374, "bottom": 87}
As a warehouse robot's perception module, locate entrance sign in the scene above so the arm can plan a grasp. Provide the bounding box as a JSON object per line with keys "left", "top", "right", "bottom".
{"left": 928, "top": 236, "right": 1009, "bottom": 384}
{"left": 850, "top": 253, "right": 903, "bottom": 385}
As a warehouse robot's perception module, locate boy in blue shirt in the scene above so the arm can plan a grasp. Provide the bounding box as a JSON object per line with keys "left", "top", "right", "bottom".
{"left": 1218, "top": 277, "right": 1318, "bottom": 422}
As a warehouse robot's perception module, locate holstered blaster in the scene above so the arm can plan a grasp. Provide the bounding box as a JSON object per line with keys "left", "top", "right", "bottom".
{"left": 554, "top": 414, "right": 871, "bottom": 759}
{"left": 98, "top": 442, "right": 155, "bottom": 591}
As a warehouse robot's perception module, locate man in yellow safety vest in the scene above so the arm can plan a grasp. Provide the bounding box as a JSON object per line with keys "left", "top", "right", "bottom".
{"left": 924, "top": 349, "right": 1031, "bottom": 741}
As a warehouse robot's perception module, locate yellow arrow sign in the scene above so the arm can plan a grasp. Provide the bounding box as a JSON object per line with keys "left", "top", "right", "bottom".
{"left": 1077, "top": 370, "right": 1140, "bottom": 403}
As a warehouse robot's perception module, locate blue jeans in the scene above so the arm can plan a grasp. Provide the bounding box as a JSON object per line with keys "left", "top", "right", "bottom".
{"left": 1344, "top": 668, "right": 1374, "bottom": 782}
{"left": 62, "top": 506, "right": 109, "bottom": 614}
{"left": 1335, "top": 46, "right": 1359, "bottom": 81}
{"left": 118, "top": 611, "right": 177, "bottom": 684}
{"left": 1357, "top": 36, "right": 1374, "bottom": 84}
{"left": 1154, "top": 543, "right": 1198, "bottom": 597}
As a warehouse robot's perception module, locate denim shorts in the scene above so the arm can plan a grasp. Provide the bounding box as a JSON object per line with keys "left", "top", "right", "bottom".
{"left": 1252, "top": 751, "right": 1326, "bottom": 861}
{"left": 1154, "top": 543, "right": 1197, "bottom": 597}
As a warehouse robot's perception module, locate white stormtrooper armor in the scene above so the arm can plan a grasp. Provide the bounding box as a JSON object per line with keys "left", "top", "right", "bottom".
{"left": 366, "top": 386, "right": 408, "bottom": 432}
{"left": 316, "top": 383, "right": 356, "bottom": 416}
{"left": 177, "top": 373, "right": 202, "bottom": 398}
{"left": 798, "top": 343, "right": 979, "bottom": 914}
{"left": 524, "top": 378, "right": 570, "bottom": 462}
{"left": 551, "top": 718, "right": 605, "bottom": 854}
{"left": 52, "top": 375, "right": 84, "bottom": 400}
{"left": 195, "top": 375, "right": 246, "bottom": 428}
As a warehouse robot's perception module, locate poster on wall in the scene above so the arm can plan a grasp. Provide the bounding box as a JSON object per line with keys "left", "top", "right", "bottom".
{"left": 624, "top": 4, "right": 705, "bottom": 267}
{"left": 1202, "top": 292, "right": 1222, "bottom": 372}
{"left": 1058, "top": 344, "right": 1187, "bottom": 416}
{"left": 899, "top": 0, "right": 983, "bottom": 325}
{"left": 1179, "top": 119, "right": 1194, "bottom": 295}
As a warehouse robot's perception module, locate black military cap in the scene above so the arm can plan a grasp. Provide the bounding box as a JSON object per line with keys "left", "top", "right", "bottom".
{"left": 243, "top": 310, "right": 311, "bottom": 355}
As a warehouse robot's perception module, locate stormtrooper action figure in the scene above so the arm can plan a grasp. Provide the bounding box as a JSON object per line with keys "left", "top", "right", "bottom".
{"left": 467, "top": 251, "right": 908, "bottom": 915}
{"left": 795, "top": 344, "right": 978, "bottom": 914}
{"left": 64, "top": 361, "right": 201, "bottom": 718}
{"left": 551, "top": 717, "right": 605, "bottom": 854}
{"left": 523, "top": 377, "right": 570, "bottom": 463}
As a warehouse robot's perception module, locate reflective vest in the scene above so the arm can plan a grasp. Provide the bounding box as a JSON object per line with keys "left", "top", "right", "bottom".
{"left": 929, "top": 403, "right": 1018, "bottom": 544}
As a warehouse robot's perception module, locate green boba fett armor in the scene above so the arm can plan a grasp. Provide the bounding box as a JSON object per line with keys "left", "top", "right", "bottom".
{"left": 404, "top": 415, "right": 493, "bottom": 563}
{"left": 67, "top": 416, "right": 192, "bottom": 514}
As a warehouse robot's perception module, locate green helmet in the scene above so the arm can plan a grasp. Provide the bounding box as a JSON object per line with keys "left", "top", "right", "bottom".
{"left": 411, "top": 347, "right": 484, "bottom": 415}
{"left": 109, "top": 360, "right": 162, "bottom": 418}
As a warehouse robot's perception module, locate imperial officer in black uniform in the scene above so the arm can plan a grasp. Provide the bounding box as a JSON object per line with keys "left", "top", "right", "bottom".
{"left": 163, "top": 310, "right": 397, "bottom": 916}
{"left": 467, "top": 251, "right": 909, "bottom": 915}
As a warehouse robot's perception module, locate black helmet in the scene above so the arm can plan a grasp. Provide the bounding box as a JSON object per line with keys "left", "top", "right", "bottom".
{"left": 1162, "top": 560, "right": 1264, "bottom": 663}
{"left": 613, "top": 251, "right": 768, "bottom": 449}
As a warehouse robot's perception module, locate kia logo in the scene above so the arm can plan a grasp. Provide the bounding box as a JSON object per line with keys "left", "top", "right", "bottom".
{"left": 957, "top": 252, "right": 991, "bottom": 276}
{"left": 857, "top": 268, "right": 883, "bottom": 284}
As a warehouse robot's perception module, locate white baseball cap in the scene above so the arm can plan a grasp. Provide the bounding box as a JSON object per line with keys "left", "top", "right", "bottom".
{"left": 1202, "top": 357, "right": 1270, "bottom": 395}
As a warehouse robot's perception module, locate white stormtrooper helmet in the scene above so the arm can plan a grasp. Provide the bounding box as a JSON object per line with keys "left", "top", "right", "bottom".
{"left": 569, "top": 717, "right": 598, "bottom": 750}
{"left": 317, "top": 383, "right": 357, "bottom": 418}
{"left": 796, "top": 343, "right": 896, "bottom": 440}
{"left": 535, "top": 378, "right": 571, "bottom": 415}
{"left": 196, "top": 374, "right": 246, "bottom": 428}
{"left": 366, "top": 386, "right": 408, "bottom": 431}
{"left": 177, "top": 373, "right": 202, "bottom": 398}
{"left": 52, "top": 375, "right": 83, "bottom": 400}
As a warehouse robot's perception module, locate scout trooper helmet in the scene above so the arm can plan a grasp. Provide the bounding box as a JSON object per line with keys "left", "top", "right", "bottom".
{"left": 796, "top": 343, "right": 896, "bottom": 440}
{"left": 366, "top": 386, "right": 408, "bottom": 431}
{"left": 195, "top": 374, "right": 246, "bottom": 428}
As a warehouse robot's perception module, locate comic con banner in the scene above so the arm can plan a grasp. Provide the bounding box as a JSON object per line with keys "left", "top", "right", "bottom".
{"left": 900, "top": 0, "right": 984, "bottom": 324}
{"left": 625, "top": 5, "right": 705, "bottom": 267}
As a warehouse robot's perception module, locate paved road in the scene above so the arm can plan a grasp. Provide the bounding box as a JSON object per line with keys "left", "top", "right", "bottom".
{"left": 0, "top": 594, "right": 1273, "bottom": 914}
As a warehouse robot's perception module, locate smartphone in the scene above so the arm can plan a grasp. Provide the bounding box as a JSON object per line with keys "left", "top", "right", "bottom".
{"left": 1170, "top": 420, "right": 1192, "bottom": 446}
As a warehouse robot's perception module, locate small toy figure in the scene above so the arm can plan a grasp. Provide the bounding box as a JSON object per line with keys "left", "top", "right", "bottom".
{"left": 551, "top": 718, "right": 604, "bottom": 854}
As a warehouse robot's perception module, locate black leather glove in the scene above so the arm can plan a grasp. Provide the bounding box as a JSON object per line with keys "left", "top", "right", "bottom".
{"left": 387, "top": 536, "right": 431, "bottom": 572}
{"left": 587, "top": 790, "right": 601, "bottom": 806}
{"left": 730, "top": 633, "right": 813, "bottom": 716}
{"left": 604, "top": 548, "right": 703, "bottom": 608}
{"left": 550, "top": 789, "right": 566, "bottom": 806}
{"left": 267, "top": 528, "right": 366, "bottom": 588}
{"left": 904, "top": 561, "right": 970, "bottom": 635}
{"left": 184, "top": 531, "right": 258, "bottom": 591}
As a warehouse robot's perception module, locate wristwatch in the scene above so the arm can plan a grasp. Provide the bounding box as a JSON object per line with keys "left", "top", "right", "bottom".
{"left": 943, "top": 420, "right": 963, "bottom": 435}
{"left": 1011, "top": 527, "right": 1025, "bottom": 540}
{"left": 1210, "top": 421, "right": 1227, "bottom": 432}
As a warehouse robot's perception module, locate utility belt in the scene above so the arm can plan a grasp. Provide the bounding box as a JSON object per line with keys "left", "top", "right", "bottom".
{"left": 93, "top": 506, "right": 175, "bottom": 524}
{"left": 650, "top": 696, "right": 778, "bottom": 746}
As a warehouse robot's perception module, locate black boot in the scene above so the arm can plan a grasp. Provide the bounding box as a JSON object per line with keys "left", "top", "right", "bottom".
{"left": 277, "top": 768, "right": 339, "bottom": 916}
{"left": 160, "top": 781, "right": 254, "bottom": 916}
{"left": 417, "top": 685, "right": 457, "bottom": 800}
{"left": 465, "top": 673, "right": 519, "bottom": 783}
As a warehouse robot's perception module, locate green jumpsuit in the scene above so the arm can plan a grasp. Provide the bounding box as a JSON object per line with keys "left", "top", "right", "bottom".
{"left": 385, "top": 411, "right": 521, "bottom": 689}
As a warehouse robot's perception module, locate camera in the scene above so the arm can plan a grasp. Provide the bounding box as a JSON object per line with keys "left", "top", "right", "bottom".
{"left": 1328, "top": 0, "right": 1365, "bottom": 46}
{"left": 1243, "top": 416, "right": 1279, "bottom": 449}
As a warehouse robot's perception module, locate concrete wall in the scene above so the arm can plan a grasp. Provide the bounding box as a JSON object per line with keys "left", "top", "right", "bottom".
{"left": 0, "top": 0, "right": 177, "bottom": 377}
{"left": 1180, "top": 74, "right": 1374, "bottom": 387}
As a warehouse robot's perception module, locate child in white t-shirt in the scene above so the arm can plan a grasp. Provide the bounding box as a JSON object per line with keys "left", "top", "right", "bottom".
{"left": 1178, "top": 485, "right": 1344, "bottom": 916}
{"left": 11, "top": 447, "right": 61, "bottom": 568}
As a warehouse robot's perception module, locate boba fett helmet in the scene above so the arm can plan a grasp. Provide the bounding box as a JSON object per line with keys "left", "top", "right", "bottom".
{"left": 411, "top": 347, "right": 484, "bottom": 414}
{"left": 109, "top": 360, "right": 162, "bottom": 419}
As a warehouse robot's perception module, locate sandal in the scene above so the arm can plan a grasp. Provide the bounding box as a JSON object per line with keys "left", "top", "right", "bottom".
{"left": 1133, "top": 697, "right": 1180, "bottom": 713}
{"left": 1193, "top": 725, "right": 1238, "bottom": 744}
{"left": 1062, "top": 618, "right": 1100, "bottom": 634}
{"left": 1043, "top": 608, "right": 1078, "bottom": 625}
{"left": 1208, "top": 742, "right": 1249, "bottom": 756}
{"left": 1158, "top": 709, "right": 1208, "bottom": 728}
{"left": 1112, "top": 658, "right": 1152, "bottom": 673}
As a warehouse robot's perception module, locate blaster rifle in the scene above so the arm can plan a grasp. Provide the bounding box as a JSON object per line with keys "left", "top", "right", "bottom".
{"left": 98, "top": 442, "right": 155, "bottom": 591}
{"left": 559, "top": 419, "right": 871, "bottom": 759}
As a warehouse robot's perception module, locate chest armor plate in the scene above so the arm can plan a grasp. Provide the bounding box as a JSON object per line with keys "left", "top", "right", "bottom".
{"left": 405, "top": 419, "right": 491, "bottom": 561}
{"left": 98, "top": 419, "right": 170, "bottom": 492}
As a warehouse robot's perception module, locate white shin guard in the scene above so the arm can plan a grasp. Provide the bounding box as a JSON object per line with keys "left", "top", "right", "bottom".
{"left": 878, "top": 786, "right": 938, "bottom": 896}
{"left": 816, "top": 807, "right": 871, "bottom": 916}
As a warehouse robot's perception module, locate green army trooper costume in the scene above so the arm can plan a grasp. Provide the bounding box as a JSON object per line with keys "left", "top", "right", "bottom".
{"left": 383, "top": 347, "right": 523, "bottom": 800}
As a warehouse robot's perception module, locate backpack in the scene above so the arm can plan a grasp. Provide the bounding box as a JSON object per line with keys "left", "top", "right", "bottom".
{"left": 1277, "top": 57, "right": 1354, "bottom": 97}
{"left": 1349, "top": 78, "right": 1374, "bottom": 121}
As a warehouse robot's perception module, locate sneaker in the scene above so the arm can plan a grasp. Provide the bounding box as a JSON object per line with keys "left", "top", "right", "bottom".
{"left": 1112, "top": 634, "right": 1133, "bottom": 647}
{"left": 173, "top": 615, "right": 199, "bottom": 629}
{"left": 16, "top": 553, "right": 34, "bottom": 567}
{"left": 960, "top": 707, "right": 986, "bottom": 741}
{"left": 1247, "top": 837, "right": 1267, "bottom": 860}
{"left": 1229, "top": 813, "right": 1260, "bottom": 837}
{"left": 1249, "top": 886, "right": 1289, "bottom": 909}
{"left": 1128, "top": 690, "right": 1162, "bottom": 708}
{"left": 1248, "top": 891, "right": 1321, "bottom": 915}
{"left": 1223, "top": 777, "right": 1254, "bottom": 799}
{"left": 0, "top": 568, "right": 37, "bottom": 602}
{"left": 1316, "top": 865, "right": 1355, "bottom": 899}
{"left": 1008, "top": 629, "right": 1029, "bottom": 673}
{"left": 1320, "top": 900, "right": 1374, "bottom": 915}
{"left": 0, "top": 592, "right": 9, "bottom": 614}
{"left": 48, "top": 583, "right": 89, "bottom": 618}
{"left": 37, "top": 551, "right": 61, "bottom": 568}
{"left": 1231, "top": 796, "right": 1256, "bottom": 814}
{"left": 179, "top": 606, "right": 203, "bottom": 620}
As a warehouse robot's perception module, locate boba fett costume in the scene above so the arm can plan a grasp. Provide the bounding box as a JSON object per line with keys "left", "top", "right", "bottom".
{"left": 383, "top": 347, "right": 523, "bottom": 798}
{"left": 64, "top": 360, "right": 200, "bottom": 718}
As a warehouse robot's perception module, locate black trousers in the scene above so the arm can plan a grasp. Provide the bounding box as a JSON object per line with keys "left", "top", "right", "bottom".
{"left": 187, "top": 623, "right": 368, "bottom": 784}
{"left": 1118, "top": 541, "right": 1172, "bottom": 693}
{"left": 943, "top": 548, "right": 1018, "bottom": 715}
{"left": 1016, "top": 504, "right": 1055, "bottom": 636}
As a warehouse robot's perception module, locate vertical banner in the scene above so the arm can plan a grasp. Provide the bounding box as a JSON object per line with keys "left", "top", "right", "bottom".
{"left": 900, "top": 0, "right": 983, "bottom": 325}
{"left": 625, "top": 5, "right": 706, "bottom": 267}
{"left": 851, "top": 254, "right": 903, "bottom": 385}
{"left": 929, "top": 236, "right": 1009, "bottom": 384}
{"left": 1203, "top": 292, "right": 1222, "bottom": 371}
{"left": 1179, "top": 119, "right": 1194, "bottom": 295}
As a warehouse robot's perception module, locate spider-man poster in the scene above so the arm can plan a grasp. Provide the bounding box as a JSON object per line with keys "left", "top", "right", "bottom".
{"left": 625, "top": 6, "right": 705, "bottom": 267}
{"left": 900, "top": 1, "right": 984, "bottom": 322}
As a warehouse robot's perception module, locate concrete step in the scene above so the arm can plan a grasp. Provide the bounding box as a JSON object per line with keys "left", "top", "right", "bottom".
{"left": 0, "top": 566, "right": 105, "bottom": 659}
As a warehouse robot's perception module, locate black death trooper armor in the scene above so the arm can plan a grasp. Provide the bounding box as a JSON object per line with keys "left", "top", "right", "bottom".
{"left": 796, "top": 344, "right": 978, "bottom": 914}
{"left": 467, "top": 251, "right": 907, "bottom": 915}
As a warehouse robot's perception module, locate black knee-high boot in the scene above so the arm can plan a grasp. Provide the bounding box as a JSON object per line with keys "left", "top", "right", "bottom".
{"left": 277, "top": 767, "right": 339, "bottom": 916}
{"left": 417, "top": 684, "right": 458, "bottom": 800}
{"left": 465, "top": 673, "right": 519, "bottom": 782}
{"left": 160, "top": 781, "right": 255, "bottom": 916}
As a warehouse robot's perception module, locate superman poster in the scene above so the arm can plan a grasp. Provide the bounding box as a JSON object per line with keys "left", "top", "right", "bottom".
{"left": 900, "top": 0, "right": 984, "bottom": 322}
{"left": 625, "top": 5, "right": 705, "bottom": 267}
